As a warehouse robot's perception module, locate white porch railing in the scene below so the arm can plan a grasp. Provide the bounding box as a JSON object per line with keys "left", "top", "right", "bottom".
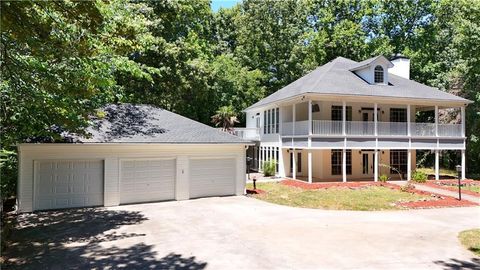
{"left": 438, "top": 124, "right": 462, "bottom": 137}
{"left": 377, "top": 122, "right": 407, "bottom": 136}
{"left": 346, "top": 121, "right": 375, "bottom": 135}
{"left": 312, "top": 120, "right": 343, "bottom": 135}
{"left": 281, "top": 121, "right": 462, "bottom": 137}
{"left": 411, "top": 123, "right": 436, "bottom": 137}
{"left": 232, "top": 127, "right": 261, "bottom": 140}
{"left": 281, "top": 120, "right": 309, "bottom": 136}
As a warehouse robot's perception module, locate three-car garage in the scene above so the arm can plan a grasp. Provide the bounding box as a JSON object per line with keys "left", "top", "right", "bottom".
{"left": 19, "top": 144, "right": 247, "bottom": 212}
{"left": 17, "top": 104, "right": 250, "bottom": 213}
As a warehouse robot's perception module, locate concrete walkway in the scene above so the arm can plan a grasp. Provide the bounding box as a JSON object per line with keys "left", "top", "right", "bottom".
{"left": 390, "top": 181, "right": 480, "bottom": 204}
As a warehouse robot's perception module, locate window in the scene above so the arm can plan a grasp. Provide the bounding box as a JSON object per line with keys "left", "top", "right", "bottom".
{"left": 275, "top": 147, "right": 279, "bottom": 173}
{"left": 374, "top": 65, "right": 384, "bottom": 83}
{"left": 331, "top": 106, "right": 352, "bottom": 121}
{"left": 267, "top": 110, "right": 271, "bottom": 134}
{"left": 297, "top": 152, "right": 302, "bottom": 173}
{"left": 289, "top": 151, "right": 301, "bottom": 173}
{"left": 331, "top": 150, "right": 352, "bottom": 175}
{"left": 390, "top": 150, "right": 407, "bottom": 174}
{"left": 390, "top": 108, "right": 407, "bottom": 122}
{"left": 275, "top": 108, "right": 279, "bottom": 133}
{"left": 263, "top": 112, "right": 267, "bottom": 134}
{"left": 263, "top": 108, "right": 279, "bottom": 134}
{"left": 270, "top": 109, "right": 274, "bottom": 133}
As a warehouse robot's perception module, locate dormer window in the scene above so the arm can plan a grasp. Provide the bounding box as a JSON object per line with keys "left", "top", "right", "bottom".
{"left": 374, "top": 65, "right": 384, "bottom": 83}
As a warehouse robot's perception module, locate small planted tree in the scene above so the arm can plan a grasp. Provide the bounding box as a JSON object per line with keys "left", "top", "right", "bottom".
{"left": 211, "top": 105, "right": 238, "bottom": 132}
{"left": 262, "top": 159, "right": 276, "bottom": 177}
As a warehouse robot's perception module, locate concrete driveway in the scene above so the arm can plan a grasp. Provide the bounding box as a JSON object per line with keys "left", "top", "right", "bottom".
{"left": 4, "top": 196, "right": 480, "bottom": 269}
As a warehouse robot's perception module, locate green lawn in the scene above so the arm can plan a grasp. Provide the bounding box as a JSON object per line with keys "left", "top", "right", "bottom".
{"left": 416, "top": 167, "right": 457, "bottom": 177}
{"left": 463, "top": 185, "right": 480, "bottom": 193}
{"left": 246, "top": 182, "right": 430, "bottom": 211}
{"left": 459, "top": 229, "right": 480, "bottom": 256}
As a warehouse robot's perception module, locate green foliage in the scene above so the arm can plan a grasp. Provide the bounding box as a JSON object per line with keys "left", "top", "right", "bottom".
{"left": 379, "top": 174, "right": 389, "bottom": 183}
{"left": 0, "top": 0, "right": 156, "bottom": 146}
{"left": 262, "top": 159, "right": 276, "bottom": 177}
{"left": 411, "top": 170, "right": 428, "bottom": 183}
{"left": 0, "top": 150, "right": 17, "bottom": 199}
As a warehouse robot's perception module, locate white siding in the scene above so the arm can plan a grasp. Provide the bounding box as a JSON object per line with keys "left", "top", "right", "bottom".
{"left": 18, "top": 144, "right": 246, "bottom": 212}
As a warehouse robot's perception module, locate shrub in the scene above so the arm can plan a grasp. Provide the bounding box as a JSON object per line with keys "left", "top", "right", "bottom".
{"left": 262, "top": 159, "right": 276, "bottom": 177}
{"left": 411, "top": 170, "right": 427, "bottom": 183}
{"left": 379, "top": 174, "right": 388, "bottom": 182}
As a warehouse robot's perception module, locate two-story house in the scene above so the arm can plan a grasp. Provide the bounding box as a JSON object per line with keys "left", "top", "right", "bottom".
{"left": 236, "top": 55, "right": 472, "bottom": 182}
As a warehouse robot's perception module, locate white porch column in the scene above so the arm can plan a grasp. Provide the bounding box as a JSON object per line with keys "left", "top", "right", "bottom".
{"left": 461, "top": 106, "right": 465, "bottom": 137}
{"left": 342, "top": 101, "right": 346, "bottom": 135}
{"left": 259, "top": 146, "right": 262, "bottom": 171}
{"left": 292, "top": 104, "right": 296, "bottom": 136}
{"left": 374, "top": 103, "right": 378, "bottom": 136}
{"left": 374, "top": 150, "right": 379, "bottom": 182}
{"left": 308, "top": 150, "right": 312, "bottom": 183}
{"left": 407, "top": 104, "right": 411, "bottom": 136}
{"left": 308, "top": 99, "right": 312, "bottom": 135}
{"left": 292, "top": 150, "right": 296, "bottom": 180}
{"left": 461, "top": 150, "right": 466, "bottom": 180}
{"left": 407, "top": 150, "right": 412, "bottom": 181}
{"left": 435, "top": 105, "right": 439, "bottom": 137}
{"left": 435, "top": 150, "right": 440, "bottom": 180}
{"left": 342, "top": 148, "right": 347, "bottom": 182}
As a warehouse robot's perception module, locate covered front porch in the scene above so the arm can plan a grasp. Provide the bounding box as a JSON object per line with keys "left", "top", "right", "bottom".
{"left": 281, "top": 148, "right": 415, "bottom": 183}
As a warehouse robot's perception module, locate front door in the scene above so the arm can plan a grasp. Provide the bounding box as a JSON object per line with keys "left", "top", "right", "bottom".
{"left": 362, "top": 152, "right": 374, "bottom": 176}
{"left": 362, "top": 153, "right": 369, "bottom": 175}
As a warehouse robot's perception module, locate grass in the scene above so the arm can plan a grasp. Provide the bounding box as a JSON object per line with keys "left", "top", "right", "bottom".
{"left": 459, "top": 229, "right": 480, "bottom": 256}
{"left": 246, "top": 182, "right": 430, "bottom": 211}
{"left": 416, "top": 167, "right": 457, "bottom": 177}
{"left": 463, "top": 185, "right": 480, "bottom": 193}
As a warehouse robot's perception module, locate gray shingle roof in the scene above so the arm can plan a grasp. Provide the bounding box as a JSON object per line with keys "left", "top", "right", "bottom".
{"left": 69, "top": 104, "right": 250, "bottom": 144}
{"left": 246, "top": 56, "right": 471, "bottom": 110}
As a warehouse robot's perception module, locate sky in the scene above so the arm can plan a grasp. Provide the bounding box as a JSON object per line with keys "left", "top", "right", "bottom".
{"left": 211, "top": 0, "right": 241, "bottom": 12}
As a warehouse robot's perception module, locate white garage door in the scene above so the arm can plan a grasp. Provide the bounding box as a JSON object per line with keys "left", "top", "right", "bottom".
{"left": 35, "top": 160, "right": 104, "bottom": 211}
{"left": 189, "top": 158, "right": 236, "bottom": 198}
{"left": 120, "top": 159, "right": 175, "bottom": 204}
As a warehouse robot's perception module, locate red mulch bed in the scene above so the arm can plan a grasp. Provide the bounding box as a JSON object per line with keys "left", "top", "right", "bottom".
{"left": 246, "top": 189, "right": 266, "bottom": 195}
{"left": 396, "top": 197, "right": 476, "bottom": 208}
{"left": 281, "top": 179, "right": 478, "bottom": 209}
{"left": 421, "top": 180, "right": 480, "bottom": 198}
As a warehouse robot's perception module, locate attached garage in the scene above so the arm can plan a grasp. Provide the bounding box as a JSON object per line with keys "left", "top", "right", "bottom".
{"left": 189, "top": 158, "right": 236, "bottom": 198}
{"left": 17, "top": 104, "right": 250, "bottom": 212}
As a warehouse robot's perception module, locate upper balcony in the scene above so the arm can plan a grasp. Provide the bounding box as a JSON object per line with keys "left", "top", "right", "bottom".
{"left": 281, "top": 120, "right": 462, "bottom": 137}
{"left": 261, "top": 100, "right": 465, "bottom": 139}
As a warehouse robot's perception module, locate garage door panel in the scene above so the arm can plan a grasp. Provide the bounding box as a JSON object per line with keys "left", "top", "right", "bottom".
{"left": 35, "top": 160, "right": 104, "bottom": 211}
{"left": 189, "top": 158, "right": 236, "bottom": 198}
{"left": 120, "top": 159, "right": 176, "bottom": 204}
